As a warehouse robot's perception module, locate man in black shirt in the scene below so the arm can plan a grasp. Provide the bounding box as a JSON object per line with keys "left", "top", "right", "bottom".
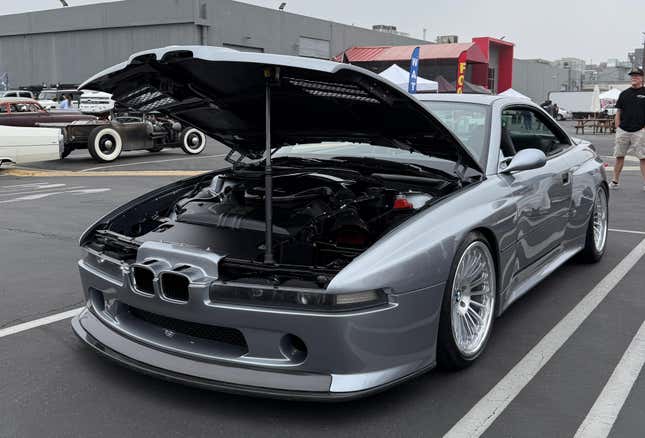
{"left": 610, "top": 68, "right": 645, "bottom": 190}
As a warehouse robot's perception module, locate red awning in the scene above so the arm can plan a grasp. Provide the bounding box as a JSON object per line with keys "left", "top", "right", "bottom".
{"left": 335, "top": 43, "right": 488, "bottom": 64}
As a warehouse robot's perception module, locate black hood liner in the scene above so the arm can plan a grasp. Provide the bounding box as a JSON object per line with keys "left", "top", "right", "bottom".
{"left": 81, "top": 47, "right": 482, "bottom": 172}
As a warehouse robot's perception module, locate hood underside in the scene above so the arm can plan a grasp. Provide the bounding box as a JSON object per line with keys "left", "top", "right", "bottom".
{"left": 80, "top": 45, "right": 482, "bottom": 172}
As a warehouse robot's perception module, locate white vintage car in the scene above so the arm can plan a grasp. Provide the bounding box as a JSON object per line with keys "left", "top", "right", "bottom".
{"left": 0, "top": 125, "right": 63, "bottom": 167}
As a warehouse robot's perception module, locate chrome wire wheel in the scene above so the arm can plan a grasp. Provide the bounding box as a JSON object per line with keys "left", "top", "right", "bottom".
{"left": 592, "top": 187, "right": 608, "bottom": 253}
{"left": 450, "top": 241, "right": 496, "bottom": 357}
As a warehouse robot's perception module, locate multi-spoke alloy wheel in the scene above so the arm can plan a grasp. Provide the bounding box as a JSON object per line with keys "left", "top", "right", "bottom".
{"left": 450, "top": 241, "right": 496, "bottom": 357}
{"left": 580, "top": 185, "right": 608, "bottom": 263}
{"left": 592, "top": 187, "right": 608, "bottom": 253}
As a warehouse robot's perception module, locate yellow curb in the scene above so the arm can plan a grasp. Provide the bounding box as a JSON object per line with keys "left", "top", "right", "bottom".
{"left": 2, "top": 169, "right": 208, "bottom": 177}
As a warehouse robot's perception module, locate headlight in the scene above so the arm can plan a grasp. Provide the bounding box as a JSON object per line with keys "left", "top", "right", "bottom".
{"left": 210, "top": 283, "right": 388, "bottom": 312}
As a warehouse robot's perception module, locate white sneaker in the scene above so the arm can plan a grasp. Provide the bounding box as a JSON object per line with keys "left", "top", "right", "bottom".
{"left": 609, "top": 181, "right": 620, "bottom": 189}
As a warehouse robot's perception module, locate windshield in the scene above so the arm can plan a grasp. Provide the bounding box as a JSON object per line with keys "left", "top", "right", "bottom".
{"left": 420, "top": 101, "right": 490, "bottom": 163}
{"left": 38, "top": 91, "right": 57, "bottom": 100}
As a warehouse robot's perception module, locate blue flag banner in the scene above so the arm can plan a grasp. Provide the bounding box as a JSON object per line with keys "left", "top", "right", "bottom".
{"left": 408, "top": 47, "right": 420, "bottom": 94}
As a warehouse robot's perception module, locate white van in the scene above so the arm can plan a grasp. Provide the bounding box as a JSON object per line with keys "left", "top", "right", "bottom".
{"left": 79, "top": 90, "right": 115, "bottom": 115}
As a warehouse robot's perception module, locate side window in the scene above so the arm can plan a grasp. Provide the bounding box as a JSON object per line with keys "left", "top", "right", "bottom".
{"left": 0, "top": 104, "right": 7, "bottom": 113}
{"left": 28, "top": 104, "right": 41, "bottom": 112}
{"left": 501, "top": 108, "right": 566, "bottom": 158}
{"left": 19, "top": 92, "right": 32, "bottom": 98}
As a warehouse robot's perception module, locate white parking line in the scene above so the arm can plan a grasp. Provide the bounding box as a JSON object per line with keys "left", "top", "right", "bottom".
{"left": 574, "top": 320, "right": 645, "bottom": 438}
{"left": 609, "top": 228, "right": 645, "bottom": 236}
{"left": 0, "top": 183, "right": 66, "bottom": 193}
{"left": 0, "top": 182, "right": 51, "bottom": 189}
{"left": 0, "top": 185, "right": 84, "bottom": 197}
{"left": 81, "top": 153, "right": 227, "bottom": 172}
{"left": 444, "top": 238, "right": 645, "bottom": 438}
{"left": 601, "top": 156, "right": 640, "bottom": 163}
{"left": 0, "top": 187, "right": 111, "bottom": 204}
{"left": 0, "top": 307, "right": 83, "bottom": 339}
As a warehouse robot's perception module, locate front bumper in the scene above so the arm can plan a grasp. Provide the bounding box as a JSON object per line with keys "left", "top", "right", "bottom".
{"left": 75, "top": 253, "right": 444, "bottom": 400}
{"left": 72, "top": 310, "right": 433, "bottom": 401}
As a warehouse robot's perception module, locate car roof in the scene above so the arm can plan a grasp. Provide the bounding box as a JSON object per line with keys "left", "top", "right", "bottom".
{"left": 415, "top": 93, "right": 537, "bottom": 107}
{"left": 0, "top": 97, "right": 39, "bottom": 104}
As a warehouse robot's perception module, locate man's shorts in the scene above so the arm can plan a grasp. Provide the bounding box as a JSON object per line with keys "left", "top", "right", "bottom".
{"left": 615, "top": 127, "right": 645, "bottom": 159}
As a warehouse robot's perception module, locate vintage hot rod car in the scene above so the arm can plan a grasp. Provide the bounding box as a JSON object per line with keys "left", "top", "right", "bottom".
{"left": 49, "top": 113, "right": 207, "bottom": 162}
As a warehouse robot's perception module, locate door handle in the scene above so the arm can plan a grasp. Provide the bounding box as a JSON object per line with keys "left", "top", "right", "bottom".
{"left": 561, "top": 172, "right": 570, "bottom": 185}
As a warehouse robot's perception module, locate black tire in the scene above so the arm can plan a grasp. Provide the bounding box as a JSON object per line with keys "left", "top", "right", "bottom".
{"left": 437, "top": 231, "right": 496, "bottom": 370}
{"left": 60, "top": 145, "right": 73, "bottom": 159}
{"left": 579, "top": 185, "right": 608, "bottom": 263}
{"left": 147, "top": 146, "right": 164, "bottom": 153}
{"left": 180, "top": 128, "right": 206, "bottom": 155}
{"left": 88, "top": 126, "right": 123, "bottom": 162}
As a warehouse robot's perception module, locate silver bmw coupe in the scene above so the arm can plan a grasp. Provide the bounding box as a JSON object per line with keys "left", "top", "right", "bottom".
{"left": 72, "top": 46, "right": 608, "bottom": 400}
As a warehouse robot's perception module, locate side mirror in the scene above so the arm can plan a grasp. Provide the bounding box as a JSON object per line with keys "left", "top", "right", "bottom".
{"left": 501, "top": 148, "right": 547, "bottom": 174}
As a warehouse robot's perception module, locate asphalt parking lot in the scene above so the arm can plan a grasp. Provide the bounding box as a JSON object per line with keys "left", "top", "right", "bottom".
{"left": 1, "top": 124, "right": 645, "bottom": 437}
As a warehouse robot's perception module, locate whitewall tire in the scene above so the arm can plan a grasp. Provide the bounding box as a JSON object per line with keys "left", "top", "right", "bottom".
{"left": 88, "top": 127, "right": 123, "bottom": 162}
{"left": 180, "top": 128, "right": 206, "bottom": 155}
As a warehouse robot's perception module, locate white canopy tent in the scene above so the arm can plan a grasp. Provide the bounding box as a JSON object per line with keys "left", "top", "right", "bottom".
{"left": 599, "top": 88, "right": 621, "bottom": 101}
{"left": 378, "top": 64, "right": 438, "bottom": 93}
{"left": 499, "top": 88, "right": 531, "bottom": 100}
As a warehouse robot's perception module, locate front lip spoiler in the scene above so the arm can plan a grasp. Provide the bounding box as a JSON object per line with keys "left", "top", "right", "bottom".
{"left": 71, "top": 314, "right": 434, "bottom": 402}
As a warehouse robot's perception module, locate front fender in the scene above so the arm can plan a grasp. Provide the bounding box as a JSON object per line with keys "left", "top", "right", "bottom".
{"left": 327, "top": 178, "right": 516, "bottom": 295}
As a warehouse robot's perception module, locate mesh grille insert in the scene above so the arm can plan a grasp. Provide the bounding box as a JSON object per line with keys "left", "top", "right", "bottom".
{"left": 128, "top": 306, "right": 248, "bottom": 351}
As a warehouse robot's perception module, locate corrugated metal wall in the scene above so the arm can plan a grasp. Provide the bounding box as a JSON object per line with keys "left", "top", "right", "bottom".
{"left": 0, "top": 24, "right": 199, "bottom": 86}
{"left": 513, "top": 59, "right": 570, "bottom": 102}
{"left": 0, "top": 0, "right": 425, "bottom": 87}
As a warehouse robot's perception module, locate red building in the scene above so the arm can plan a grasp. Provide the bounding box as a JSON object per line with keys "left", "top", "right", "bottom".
{"left": 334, "top": 37, "right": 514, "bottom": 94}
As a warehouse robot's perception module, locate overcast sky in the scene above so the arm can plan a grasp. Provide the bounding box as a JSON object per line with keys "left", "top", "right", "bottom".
{"left": 1, "top": 0, "right": 643, "bottom": 62}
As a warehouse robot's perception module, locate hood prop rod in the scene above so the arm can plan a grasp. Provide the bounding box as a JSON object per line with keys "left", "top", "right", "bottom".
{"left": 263, "top": 67, "right": 277, "bottom": 264}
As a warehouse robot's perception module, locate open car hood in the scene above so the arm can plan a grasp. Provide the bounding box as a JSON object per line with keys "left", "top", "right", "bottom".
{"left": 80, "top": 46, "right": 482, "bottom": 173}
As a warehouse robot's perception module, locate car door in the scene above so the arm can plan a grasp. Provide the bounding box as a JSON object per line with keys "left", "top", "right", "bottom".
{"left": 500, "top": 106, "right": 573, "bottom": 271}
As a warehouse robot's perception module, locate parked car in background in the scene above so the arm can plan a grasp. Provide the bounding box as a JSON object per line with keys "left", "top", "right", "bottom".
{"left": 0, "top": 90, "right": 35, "bottom": 99}
{"left": 51, "top": 112, "right": 206, "bottom": 162}
{"left": 556, "top": 107, "right": 571, "bottom": 121}
{"left": 38, "top": 88, "right": 83, "bottom": 109}
{"left": 79, "top": 90, "right": 115, "bottom": 115}
{"left": 0, "top": 98, "right": 96, "bottom": 127}
{"left": 0, "top": 124, "right": 63, "bottom": 167}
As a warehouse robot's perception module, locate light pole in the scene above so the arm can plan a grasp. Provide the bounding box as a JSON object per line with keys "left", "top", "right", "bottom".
{"left": 641, "top": 32, "right": 645, "bottom": 68}
{"left": 59, "top": 0, "right": 69, "bottom": 6}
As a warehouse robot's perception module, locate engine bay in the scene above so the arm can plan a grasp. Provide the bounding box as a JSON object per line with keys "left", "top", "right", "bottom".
{"left": 84, "top": 159, "right": 463, "bottom": 287}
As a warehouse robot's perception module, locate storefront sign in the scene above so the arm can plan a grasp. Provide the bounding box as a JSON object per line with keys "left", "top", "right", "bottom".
{"left": 456, "top": 51, "right": 467, "bottom": 94}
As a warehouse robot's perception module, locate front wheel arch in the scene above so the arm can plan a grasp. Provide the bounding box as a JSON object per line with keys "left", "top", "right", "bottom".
{"left": 471, "top": 227, "right": 501, "bottom": 306}
{"left": 437, "top": 231, "right": 498, "bottom": 370}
